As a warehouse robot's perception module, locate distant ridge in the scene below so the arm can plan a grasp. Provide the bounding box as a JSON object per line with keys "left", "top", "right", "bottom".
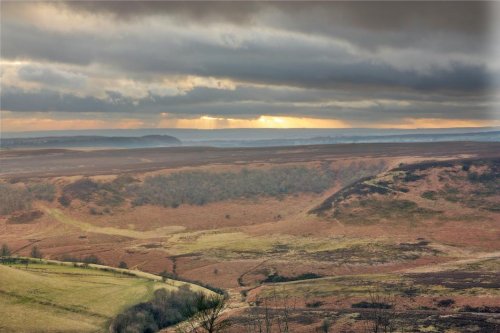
{"left": 193, "top": 130, "right": 500, "bottom": 147}
{"left": 1, "top": 135, "right": 181, "bottom": 149}
{"left": 1, "top": 129, "right": 499, "bottom": 149}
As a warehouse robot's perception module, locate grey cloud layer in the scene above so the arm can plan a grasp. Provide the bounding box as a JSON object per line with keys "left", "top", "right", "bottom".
{"left": 1, "top": 21, "right": 492, "bottom": 92}
{"left": 0, "top": 1, "right": 497, "bottom": 123}
{"left": 60, "top": 1, "right": 487, "bottom": 34}
{"left": 2, "top": 85, "right": 491, "bottom": 124}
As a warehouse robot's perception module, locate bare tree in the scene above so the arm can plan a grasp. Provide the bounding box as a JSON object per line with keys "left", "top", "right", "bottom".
{"left": 319, "top": 318, "right": 331, "bottom": 333}
{"left": 184, "top": 294, "right": 231, "bottom": 333}
{"left": 245, "top": 303, "right": 264, "bottom": 333}
{"left": 363, "top": 290, "right": 397, "bottom": 333}
{"left": 1, "top": 244, "right": 11, "bottom": 257}
{"left": 30, "top": 246, "right": 42, "bottom": 259}
{"left": 272, "top": 289, "right": 296, "bottom": 333}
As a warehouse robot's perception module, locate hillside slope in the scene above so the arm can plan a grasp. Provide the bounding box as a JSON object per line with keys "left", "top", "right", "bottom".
{"left": 311, "top": 157, "right": 499, "bottom": 228}
{"left": 0, "top": 260, "right": 209, "bottom": 333}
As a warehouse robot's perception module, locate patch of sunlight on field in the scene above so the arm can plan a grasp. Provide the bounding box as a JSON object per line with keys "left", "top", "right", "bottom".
{"left": 459, "top": 258, "right": 500, "bottom": 272}
{"left": 0, "top": 263, "right": 190, "bottom": 332}
{"left": 0, "top": 295, "right": 100, "bottom": 333}
{"left": 167, "top": 231, "right": 277, "bottom": 255}
{"left": 166, "top": 230, "right": 386, "bottom": 258}
{"left": 45, "top": 207, "right": 184, "bottom": 239}
{"left": 259, "top": 274, "right": 398, "bottom": 298}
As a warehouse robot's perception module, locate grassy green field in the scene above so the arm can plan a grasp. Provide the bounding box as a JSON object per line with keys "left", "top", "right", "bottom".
{"left": 0, "top": 261, "right": 208, "bottom": 333}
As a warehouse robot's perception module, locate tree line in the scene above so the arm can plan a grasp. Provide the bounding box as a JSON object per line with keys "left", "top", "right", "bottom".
{"left": 110, "top": 286, "right": 229, "bottom": 333}
{"left": 0, "top": 183, "right": 56, "bottom": 215}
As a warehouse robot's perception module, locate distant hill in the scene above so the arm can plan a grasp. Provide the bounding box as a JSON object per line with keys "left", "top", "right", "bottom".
{"left": 3, "top": 127, "right": 499, "bottom": 148}
{"left": 194, "top": 130, "right": 500, "bottom": 147}
{"left": 1, "top": 134, "right": 181, "bottom": 149}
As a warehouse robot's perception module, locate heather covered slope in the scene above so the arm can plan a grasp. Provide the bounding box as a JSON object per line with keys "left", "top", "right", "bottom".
{"left": 311, "top": 157, "right": 499, "bottom": 232}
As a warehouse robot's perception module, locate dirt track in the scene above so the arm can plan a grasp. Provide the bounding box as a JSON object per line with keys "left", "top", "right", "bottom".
{"left": 1, "top": 142, "right": 499, "bottom": 178}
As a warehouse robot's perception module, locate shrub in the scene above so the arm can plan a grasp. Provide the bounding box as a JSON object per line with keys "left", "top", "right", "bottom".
{"left": 403, "top": 172, "right": 424, "bottom": 182}
{"left": 437, "top": 299, "right": 455, "bottom": 307}
{"left": 351, "top": 301, "right": 392, "bottom": 309}
{"left": 118, "top": 261, "right": 128, "bottom": 269}
{"left": 109, "top": 286, "right": 214, "bottom": 333}
{"left": 62, "top": 177, "right": 126, "bottom": 207}
{"left": 421, "top": 190, "right": 437, "bottom": 200}
{"left": 30, "top": 246, "right": 42, "bottom": 259}
{"left": 263, "top": 272, "right": 322, "bottom": 283}
{"left": 62, "top": 178, "right": 99, "bottom": 202}
{"left": 7, "top": 210, "right": 43, "bottom": 224}
{"left": 306, "top": 301, "right": 324, "bottom": 308}
{"left": 58, "top": 195, "right": 72, "bottom": 207}
{"left": 1, "top": 244, "right": 11, "bottom": 257}
{"left": 60, "top": 254, "right": 102, "bottom": 264}
{"left": 89, "top": 207, "right": 101, "bottom": 215}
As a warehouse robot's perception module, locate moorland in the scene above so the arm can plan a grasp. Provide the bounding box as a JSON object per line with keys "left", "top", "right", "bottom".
{"left": 1, "top": 141, "right": 499, "bottom": 332}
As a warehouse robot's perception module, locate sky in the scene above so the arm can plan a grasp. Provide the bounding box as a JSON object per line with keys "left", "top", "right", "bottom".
{"left": 1, "top": 1, "right": 500, "bottom": 132}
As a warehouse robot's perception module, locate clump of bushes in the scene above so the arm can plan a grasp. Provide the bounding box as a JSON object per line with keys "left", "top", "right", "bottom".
{"left": 1, "top": 244, "right": 11, "bottom": 257}
{"left": 421, "top": 191, "right": 437, "bottom": 200}
{"left": 352, "top": 301, "right": 392, "bottom": 309}
{"left": 0, "top": 184, "right": 32, "bottom": 215}
{"left": 0, "top": 182, "right": 57, "bottom": 215}
{"left": 62, "top": 178, "right": 100, "bottom": 202}
{"left": 7, "top": 210, "right": 43, "bottom": 224}
{"left": 31, "top": 246, "right": 43, "bottom": 259}
{"left": 60, "top": 254, "right": 102, "bottom": 265}
{"left": 437, "top": 299, "right": 455, "bottom": 307}
{"left": 61, "top": 177, "right": 125, "bottom": 207}
{"left": 58, "top": 195, "right": 72, "bottom": 207}
{"left": 109, "top": 286, "right": 219, "bottom": 333}
{"left": 159, "top": 271, "right": 226, "bottom": 296}
{"left": 306, "top": 300, "right": 324, "bottom": 308}
{"left": 263, "top": 272, "right": 322, "bottom": 283}
{"left": 468, "top": 171, "right": 497, "bottom": 183}
{"left": 403, "top": 172, "right": 424, "bottom": 182}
